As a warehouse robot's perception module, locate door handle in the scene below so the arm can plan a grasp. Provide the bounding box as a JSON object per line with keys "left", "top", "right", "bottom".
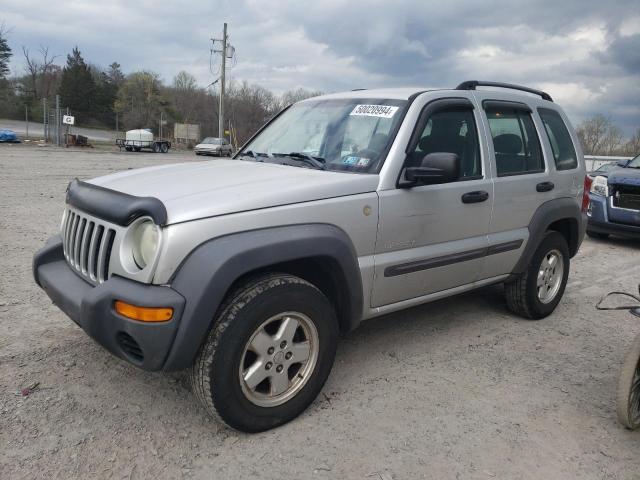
{"left": 461, "top": 191, "right": 489, "bottom": 204}
{"left": 536, "top": 181, "right": 554, "bottom": 192}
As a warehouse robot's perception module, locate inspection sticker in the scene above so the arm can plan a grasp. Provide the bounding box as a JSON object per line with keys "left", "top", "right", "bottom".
{"left": 350, "top": 104, "right": 399, "bottom": 118}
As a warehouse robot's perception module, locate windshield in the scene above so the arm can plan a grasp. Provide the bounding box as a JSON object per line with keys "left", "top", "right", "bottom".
{"left": 628, "top": 154, "right": 640, "bottom": 168}
{"left": 240, "top": 98, "right": 407, "bottom": 173}
{"left": 203, "top": 137, "right": 221, "bottom": 144}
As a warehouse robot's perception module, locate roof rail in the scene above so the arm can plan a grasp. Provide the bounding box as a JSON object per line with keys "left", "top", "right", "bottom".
{"left": 456, "top": 80, "right": 553, "bottom": 102}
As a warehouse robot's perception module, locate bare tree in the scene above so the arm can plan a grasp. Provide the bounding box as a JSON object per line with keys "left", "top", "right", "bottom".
{"left": 577, "top": 114, "right": 610, "bottom": 155}
{"left": 22, "top": 45, "right": 58, "bottom": 99}
{"left": 602, "top": 124, "right": 624, "bottom": 155}
{"left": 625, "top": 128, "right": 640, "bottom": 156}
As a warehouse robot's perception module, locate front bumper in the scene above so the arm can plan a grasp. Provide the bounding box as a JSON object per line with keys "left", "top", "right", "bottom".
{"left": 587, "top": 194, "right": 640, "bottom": 239}
{"left": 33, "top": 236, "right": 186, "bottom": 370}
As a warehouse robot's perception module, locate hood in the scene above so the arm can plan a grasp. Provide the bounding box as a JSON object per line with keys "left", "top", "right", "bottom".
{"left": 88, "top": 159, "right": 379, "bottom": 224}
{"left": 607, "top": 168, "right": 640, "bottom": 186}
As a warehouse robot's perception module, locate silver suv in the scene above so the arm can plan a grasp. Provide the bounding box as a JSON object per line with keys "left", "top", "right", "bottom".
{"left": 34, "top": 81, "right": 587, "bottom": 432}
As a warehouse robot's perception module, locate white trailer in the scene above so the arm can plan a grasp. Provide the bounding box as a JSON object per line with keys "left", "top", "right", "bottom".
{"left": 116, "top": 129, "right": 171, "bottom": 153}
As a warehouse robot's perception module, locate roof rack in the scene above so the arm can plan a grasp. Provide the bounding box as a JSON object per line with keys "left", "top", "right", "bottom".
{"left": 456, "top": 80, "right": 553, "bottom": 102}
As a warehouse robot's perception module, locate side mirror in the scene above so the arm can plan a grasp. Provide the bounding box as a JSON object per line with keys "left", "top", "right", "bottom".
{"left": 402, "top": 152, "right": 460, "bottom": 187}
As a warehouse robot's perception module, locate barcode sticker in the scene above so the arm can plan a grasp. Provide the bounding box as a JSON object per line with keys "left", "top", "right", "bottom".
{"left": 350, "top": 104, "right": 399, "bottom": 118}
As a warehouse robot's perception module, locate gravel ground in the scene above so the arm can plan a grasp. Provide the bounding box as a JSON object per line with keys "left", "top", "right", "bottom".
{"left": 1, "top": 144, "right": 639, "bottom": 480}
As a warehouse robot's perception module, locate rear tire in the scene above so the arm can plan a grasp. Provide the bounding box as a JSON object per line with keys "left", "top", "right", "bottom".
{"left": 161, "top": 143, "right": 169, "bottom": 153}
{"left": 616, "top": 333, "right": 640, "bottom": 430}
{"left": 587, "top": 230, "right": 609, "bottom": 240}
{"left": 505, "top": 231, "right": 570, "bottom": 320}
{"left": 190, "top": 273, "right": 338, "bottom": 432}
{"left": 153, "top": 143, "right": 161, "bottom": 153}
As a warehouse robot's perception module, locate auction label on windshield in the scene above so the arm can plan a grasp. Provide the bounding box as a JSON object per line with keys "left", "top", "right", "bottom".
{"left": 350, "top": 104, "right": 399, "bottom": 118}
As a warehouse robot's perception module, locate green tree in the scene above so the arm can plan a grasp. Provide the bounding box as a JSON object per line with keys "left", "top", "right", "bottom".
{"left": 58, "top": 46, "right": 96, "bottom": 122}
{"left": 115, "top": 71, "right": 165, "bottom": 130}
{"left": 0, "top": 24, "right": 12, "bottom": 79}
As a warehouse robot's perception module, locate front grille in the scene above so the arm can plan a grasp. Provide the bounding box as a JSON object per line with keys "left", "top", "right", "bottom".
{"left": 62, "top": 209, "right": 116, "bottom": 283}
{"left": 612, "top": 185, "right": 640, "bottom": 211}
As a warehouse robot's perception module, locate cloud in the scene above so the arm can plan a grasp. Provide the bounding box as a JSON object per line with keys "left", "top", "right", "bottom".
{"left": 2, "top": 0, "right": 639, "bottom": 134}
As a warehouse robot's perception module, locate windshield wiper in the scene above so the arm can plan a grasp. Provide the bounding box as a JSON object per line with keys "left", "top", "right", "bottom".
{"left": 238, "top": 150, "right": 270, "bottom": 161}
{"left": 274, "top": 152, "right": 326, "bottom": 170}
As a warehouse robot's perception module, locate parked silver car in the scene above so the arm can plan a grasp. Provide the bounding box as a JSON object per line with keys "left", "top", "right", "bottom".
{"left": 34, "top": 81, "right": 587, "bottom": 432}
{"left": 194, "top": 137, "right": 233, "bottom": 156}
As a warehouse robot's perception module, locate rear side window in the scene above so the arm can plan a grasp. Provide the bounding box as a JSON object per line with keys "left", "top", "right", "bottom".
{"left": 538, "top": 108, "right": 578, "bottom": 171}
{"left": 486, "top": 108, "right": 544, "bottom": 176}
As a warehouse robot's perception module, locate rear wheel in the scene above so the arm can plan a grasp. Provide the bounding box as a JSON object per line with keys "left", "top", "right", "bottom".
{"left": 160, "top": 143, "right": 169, "bottom": 153}
{"left": 153, "top": 142, "right": 161, "bottom": 153}
{"left": 191, "top": 273, "right": 338, "bottom": 432}
{"left": 617, "top": 333, "right": 640, "bottom": 430}
{"left": 505, "top": 231, "right": 570, "bottom": 319}
{"left": 125, "top": 146, "right": 132, "bottom": 152}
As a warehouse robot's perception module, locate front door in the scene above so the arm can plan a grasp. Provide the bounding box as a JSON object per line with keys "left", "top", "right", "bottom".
{"left": 372, "top": 98, "right": 493, "bottom": 307}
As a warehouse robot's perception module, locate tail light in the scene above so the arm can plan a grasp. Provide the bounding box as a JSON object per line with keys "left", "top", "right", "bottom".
{"left": 582, "top": 175, "right": 593, "bottom": 213}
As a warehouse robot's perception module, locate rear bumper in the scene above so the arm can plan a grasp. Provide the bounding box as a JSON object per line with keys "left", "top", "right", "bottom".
{"left": 33, "top": 236, "right": 186, "bottom": 370}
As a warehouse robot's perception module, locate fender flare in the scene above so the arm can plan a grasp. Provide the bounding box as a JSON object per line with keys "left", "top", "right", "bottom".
{"left": 511, "top": 197, "right": 586, "bottom": 276}
{"left": 163, "top": 224, "right": 363, "bottom": 370}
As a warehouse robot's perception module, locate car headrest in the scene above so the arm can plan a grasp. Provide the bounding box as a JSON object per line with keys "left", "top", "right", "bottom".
{"left": 493, "top": 134, "right": 522, "bottom": 155}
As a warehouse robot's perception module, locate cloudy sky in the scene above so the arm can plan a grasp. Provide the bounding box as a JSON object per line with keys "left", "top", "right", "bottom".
{"left": 3, "top": 0, "right": 639, "bottom": 134}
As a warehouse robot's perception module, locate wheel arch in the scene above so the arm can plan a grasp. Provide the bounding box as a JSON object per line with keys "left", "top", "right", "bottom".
{"left": 511, "top": 197, "right": 586, "bottom": 276}
{"left": 163, "top": 224, "right": 363, "bottom": 370}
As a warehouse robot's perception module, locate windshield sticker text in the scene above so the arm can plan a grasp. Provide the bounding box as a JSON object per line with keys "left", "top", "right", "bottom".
{"left": 350, "top": 104, "right": 399, "bottom": 118}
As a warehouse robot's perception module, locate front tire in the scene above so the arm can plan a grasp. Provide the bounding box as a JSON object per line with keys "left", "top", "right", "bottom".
{"left": 191, "top": 273, "right": 338, "bottom": 432}
{"left": 505, "top": 231, "right": 570, "bottom": 319}
{"left": 617, "top": 333, "right": 640, "bottom": 430}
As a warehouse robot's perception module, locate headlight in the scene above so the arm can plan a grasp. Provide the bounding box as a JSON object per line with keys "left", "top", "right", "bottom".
{"left": 590, "top": 175, "right": 609, "bottom": 197}
{"left": 131, "top": 219, "right": 159, "bottom": 269}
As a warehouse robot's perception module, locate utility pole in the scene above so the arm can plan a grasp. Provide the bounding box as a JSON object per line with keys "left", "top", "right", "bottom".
{"left": 212, "top": 23, "right": 231, "bottom": 140}
{"left": 25, "top": 105, "right": 29, "bottom": 140}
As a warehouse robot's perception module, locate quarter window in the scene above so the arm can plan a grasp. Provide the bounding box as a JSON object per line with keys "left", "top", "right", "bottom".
{"left": 407, "top": 108, "right": 481, "bottom": 180}
{"left": 486, "top": 108, "right": 544, "bottom": 176}
{"left": 538, "top": 108, "right": 578, "bottom": 171}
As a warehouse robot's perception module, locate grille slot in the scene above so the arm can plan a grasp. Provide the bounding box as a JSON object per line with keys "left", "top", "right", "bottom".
{"left": 62, "top": 208, "right": 116, "bottom": 284}
{"left": 613, "top": 185, "right": 640, "bottom": 211}
{"left": 116, "top": 332, "right": 144, "bottom": 362}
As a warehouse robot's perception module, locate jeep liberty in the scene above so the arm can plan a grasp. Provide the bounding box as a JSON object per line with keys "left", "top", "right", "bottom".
{"left": 34, "top": 81, "right": 587, "bottom": 432}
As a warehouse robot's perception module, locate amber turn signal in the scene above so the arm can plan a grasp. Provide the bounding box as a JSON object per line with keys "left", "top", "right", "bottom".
{"left": 114, "top": 301, "right": 173, "bottom": 322}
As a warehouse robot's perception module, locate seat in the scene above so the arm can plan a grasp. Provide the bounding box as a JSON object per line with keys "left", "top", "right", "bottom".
{"left": 493, "top": 133, "right": 524, "bottom": 175}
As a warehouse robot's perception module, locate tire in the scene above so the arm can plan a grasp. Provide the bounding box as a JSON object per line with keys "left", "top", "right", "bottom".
{"left": 505, "top": 231, "right": 570, "bottom": 320}
{"left": 125, "top": 146, "right": 132, "bottom": 152}
{"left": 616, "top": 333, "right": 640, "bottom": 430}
{"left": 587, "top": 230, "right": 609, "bottom": 240}
{"left": 190, "top": 273, "right": 338, "bottom": 432}
{"left": 153, "top": 143, "right": 161, "bottom": 153}
{"left": 161, "top": 143, "right": 169, "bottom": 153}
{"left": 133, "top": 146, "right": 141, "bottom": 152}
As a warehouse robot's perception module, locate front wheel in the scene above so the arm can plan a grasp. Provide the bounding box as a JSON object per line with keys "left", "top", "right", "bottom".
{"left": 505, "top": 231, "right": 570, "bottom": 319}
{"left": 191, "top": 273, "right": 338, "bottom": 432}
{"left": 617, "top": 334, "right": 640, "bottom": 430}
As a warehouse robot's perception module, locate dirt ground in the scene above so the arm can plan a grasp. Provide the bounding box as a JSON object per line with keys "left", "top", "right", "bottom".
{"left": 1, "top": 144, "right": 639, "bottom": 480}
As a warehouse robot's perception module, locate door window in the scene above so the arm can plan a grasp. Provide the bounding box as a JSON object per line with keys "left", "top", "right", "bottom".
{"left": 486, "top": 108, "right": 544, "bottom": 176}
{"left": 407, "top": 108, "right": 481, "bottom": 180}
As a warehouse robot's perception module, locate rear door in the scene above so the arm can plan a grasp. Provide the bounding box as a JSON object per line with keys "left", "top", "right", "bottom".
{"left": 477, "top": 97, "right": 554, "bottom": 279}
{"left": 372, "top": 97, "right": 493, "bottom": 307}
